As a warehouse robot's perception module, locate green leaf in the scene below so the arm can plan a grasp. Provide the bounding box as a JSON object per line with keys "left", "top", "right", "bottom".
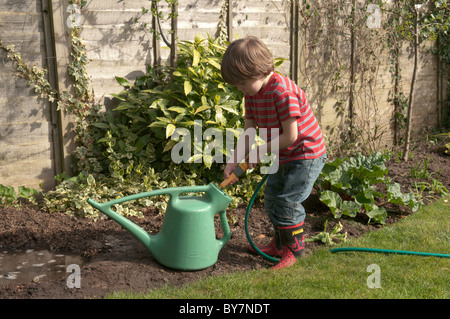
{"left": 141, "top": 89, "right": 165, "bottom": 95}
{"left": 178, "top": 120, "right": 196, "bottom": 127}
{"left": 187, "top": 153, "right": 203, "bottom": 163}
{"left": 184, "top": 80, "right": 192, "bottom": 96}
{"left": 113, "top": 103, "right": 135, "bottom": 111}
{"left": 214, "top": 105, "right": 224, "bottom": 124}
{"left": 17, "top": 186, "right": 38, "bottom": 199}
{"left": 194, "top": 105, "right": 210, "bottom": 114}
{"left": 150, "top": 98, "right": 169, "bottom": 109}
{"left": 192, "top": 49, "right": 200, "bottom": 67}
{"left": 86, "top": 174, "right": 95, "bottom": 186}
{"left": 387, "top": 183, "right": 405, "bottom": 204}
{"left": 355, "top": 191, "right": 373, "bottom": 206}
{"left": 274, "top": 57, "right": 287, "bottom": 68}
{"left": 115, "top": 76, "right": 130, "bottom": 88}
{"left": 387, "top": 183, "right": 421, "bottom": 212}
{"left": 341, "top": 200, "right": 360, "bottom": 217}
{"left": 0, "top": 184, "right": 17, "bottom": 201}
{"left": 219, "top": 103, "right": 240, "bottom": 115}
{"left": 168, "top": 106, "right": 188, "bottom": 114}
{"left": 205, "top": 57, "right": 221, "bottom": 69}
{"left": 366, "top": 206, "right": 387, "bottom": 224}
{"left": 188, "top": 67, "right": 198, "bottom": 77}
{"left": 203, "top": 154, "right": 213, "bottom": 168}
{"left": 162, "top": 139, "right": 178, "bottom": 153}
{"left": 156, "top": 117, "right": 173, "bottom": 124}
{"left": 319, "top": 190, "right": 342, "bottom": 217}
{"left": 166, "top": 123, "right": 176, "bottom": 138}
{"left": 148, "top": 121, "right": 168, "bottom": 128}
{"left": 110, "top": 93, "right": 127, "bottom": 101}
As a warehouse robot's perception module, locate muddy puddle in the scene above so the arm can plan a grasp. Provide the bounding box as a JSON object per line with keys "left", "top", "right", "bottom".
{"left": 0, "top": 249, "right": 83, "bottom": 285}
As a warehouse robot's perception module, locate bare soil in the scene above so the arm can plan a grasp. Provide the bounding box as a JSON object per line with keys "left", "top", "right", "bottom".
{"left": 0, "top": 140, "right": 448, "bottom": 299}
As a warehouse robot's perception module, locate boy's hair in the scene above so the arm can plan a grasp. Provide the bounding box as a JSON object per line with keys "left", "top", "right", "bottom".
{"left": 221, "top": 36, "right": 274, "bottom": 85}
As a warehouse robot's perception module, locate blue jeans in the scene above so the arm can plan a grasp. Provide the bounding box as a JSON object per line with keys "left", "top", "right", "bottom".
{"left": 264, "top": 154, "right": 327, "bottom": 227}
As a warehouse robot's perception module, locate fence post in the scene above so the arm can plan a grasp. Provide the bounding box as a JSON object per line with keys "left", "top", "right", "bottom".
{"left": 227, "top": 0, "right": 233, "bottom": 42}
{"left": 41, "top": 0, "right": 64, "bottom": 178}
{"left": 290, "top": 0, "right": 299, "bottom": 83}
{"left": 48, "top": 0, "right": 77, "bottom": 177}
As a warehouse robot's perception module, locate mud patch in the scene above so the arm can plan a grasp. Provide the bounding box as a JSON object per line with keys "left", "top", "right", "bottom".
{"left": 0, "top": 249, "right": 83, "bottom": 284}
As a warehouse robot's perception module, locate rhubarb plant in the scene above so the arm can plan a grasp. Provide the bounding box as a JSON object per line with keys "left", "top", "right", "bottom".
{"left": 316, "top": 152, "right": 422, "bottom": 224}
{"left": 0, "top": 184, "right": 38, "bottom": 206}
{"left": 306, "top": 220, "right": 347, "bottom": 247}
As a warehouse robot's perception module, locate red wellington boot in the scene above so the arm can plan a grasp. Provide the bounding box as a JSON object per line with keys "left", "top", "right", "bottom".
{"left": 272, "top": 222, "right": 305, "bottom": 270}
{"left": 248, "top": 228, "right": 282, "bottom": 257}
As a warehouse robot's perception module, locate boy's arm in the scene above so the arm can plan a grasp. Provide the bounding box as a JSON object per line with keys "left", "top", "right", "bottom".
{"left": 268, "top": 117, "right": 298, "bottom": 152}
{"left": 246, "top": 117, "right": 298, "bottom": 169}
{"left": 227, "top": 118, "right": 257, "bottom": 165}
{"left": 224, "top": 118, "right": 257, "bottom": 182}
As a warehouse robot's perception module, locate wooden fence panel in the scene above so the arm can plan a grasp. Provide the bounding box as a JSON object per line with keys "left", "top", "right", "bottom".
{"left": 0, "top": 0, "right": 58, "bottom": 191}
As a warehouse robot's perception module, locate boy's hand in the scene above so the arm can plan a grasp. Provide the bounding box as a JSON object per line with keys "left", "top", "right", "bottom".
{"left": 222, "top": 162, "right": 249, "bottom": 188}
{"left": 224, "top": 162, "right": 239, "bottom": 185}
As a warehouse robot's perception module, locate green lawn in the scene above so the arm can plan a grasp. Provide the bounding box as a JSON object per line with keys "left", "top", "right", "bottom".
{"left": 109, "top": 196, "right": 449, "bottom": 299}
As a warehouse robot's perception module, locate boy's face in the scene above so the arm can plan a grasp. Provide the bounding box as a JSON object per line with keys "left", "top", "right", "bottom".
{"left": 235, "top": 74, "right": 270, "bottom": 96}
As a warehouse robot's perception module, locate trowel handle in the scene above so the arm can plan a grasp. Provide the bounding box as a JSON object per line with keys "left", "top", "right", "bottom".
{"left": 220, "top": 162, "right": 249, "bottom": 188}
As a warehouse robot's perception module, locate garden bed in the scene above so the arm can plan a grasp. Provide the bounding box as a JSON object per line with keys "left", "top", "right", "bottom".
{"left": 0, "top": 141, "right": 448, "bottom": 299}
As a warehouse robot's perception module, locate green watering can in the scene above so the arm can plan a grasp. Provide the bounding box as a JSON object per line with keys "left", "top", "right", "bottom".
{"left": 87, "top": 183, "right": 232, "bottom": 271}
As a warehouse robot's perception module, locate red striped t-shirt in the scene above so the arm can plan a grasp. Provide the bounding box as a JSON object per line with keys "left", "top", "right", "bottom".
{"left": 245, "top": 72, "right": 326, "bottom": 164}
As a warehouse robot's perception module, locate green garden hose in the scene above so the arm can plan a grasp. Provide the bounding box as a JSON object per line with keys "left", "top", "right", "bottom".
{"left": 330, "top": 247, "right": 450, "bottom": 258}
{"left": 244, "top": 174, "right": 279, "bottom": 263}
{"left": 244, "top": 174, "right": 450, "bottom": 262}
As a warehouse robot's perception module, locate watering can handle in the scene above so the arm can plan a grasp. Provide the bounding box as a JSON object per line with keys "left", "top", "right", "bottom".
{"left": 88, "top": 184, "right": 212, "bottom": 209}
{"left": 217, "top": 210, "right": 231, "bottom": 248}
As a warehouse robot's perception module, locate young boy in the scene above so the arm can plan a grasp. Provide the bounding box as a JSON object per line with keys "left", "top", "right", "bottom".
{"left": 221, "top": 36, "right": 327, "bottom": 270}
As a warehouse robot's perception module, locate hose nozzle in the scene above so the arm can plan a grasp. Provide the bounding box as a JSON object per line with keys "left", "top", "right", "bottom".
{"left": 220, "top": 162, "right": 249, "bottom": 189}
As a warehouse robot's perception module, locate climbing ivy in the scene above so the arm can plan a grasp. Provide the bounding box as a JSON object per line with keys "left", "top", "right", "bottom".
{"left": 378, "top": 0, "right": 450, "bottom": 160}
{"left": 0, "top": 40, "right": 57, "bottom": 102}
{"left": 295, "top": 0, "right": 449, "bottom": 159}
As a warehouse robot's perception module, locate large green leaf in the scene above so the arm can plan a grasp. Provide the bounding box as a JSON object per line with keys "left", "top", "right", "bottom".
{"left": 341, "top": 201, "right": 360, "bottom": 217}
{"left": 387, "top": 183, "right": 421, "bottom": 211}
{"left": 366, "top": 205, "right": 387, "bottom": 224}
{"left": 320, "top": 190, "right": 343, "bottom": 217}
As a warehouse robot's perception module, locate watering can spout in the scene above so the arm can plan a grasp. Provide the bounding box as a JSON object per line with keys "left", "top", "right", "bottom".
{"left": 87, "top": 183, "right": 232, "bottom": 270}
{"left": 87, "top": 198, "right": 153, "bottom": 250}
